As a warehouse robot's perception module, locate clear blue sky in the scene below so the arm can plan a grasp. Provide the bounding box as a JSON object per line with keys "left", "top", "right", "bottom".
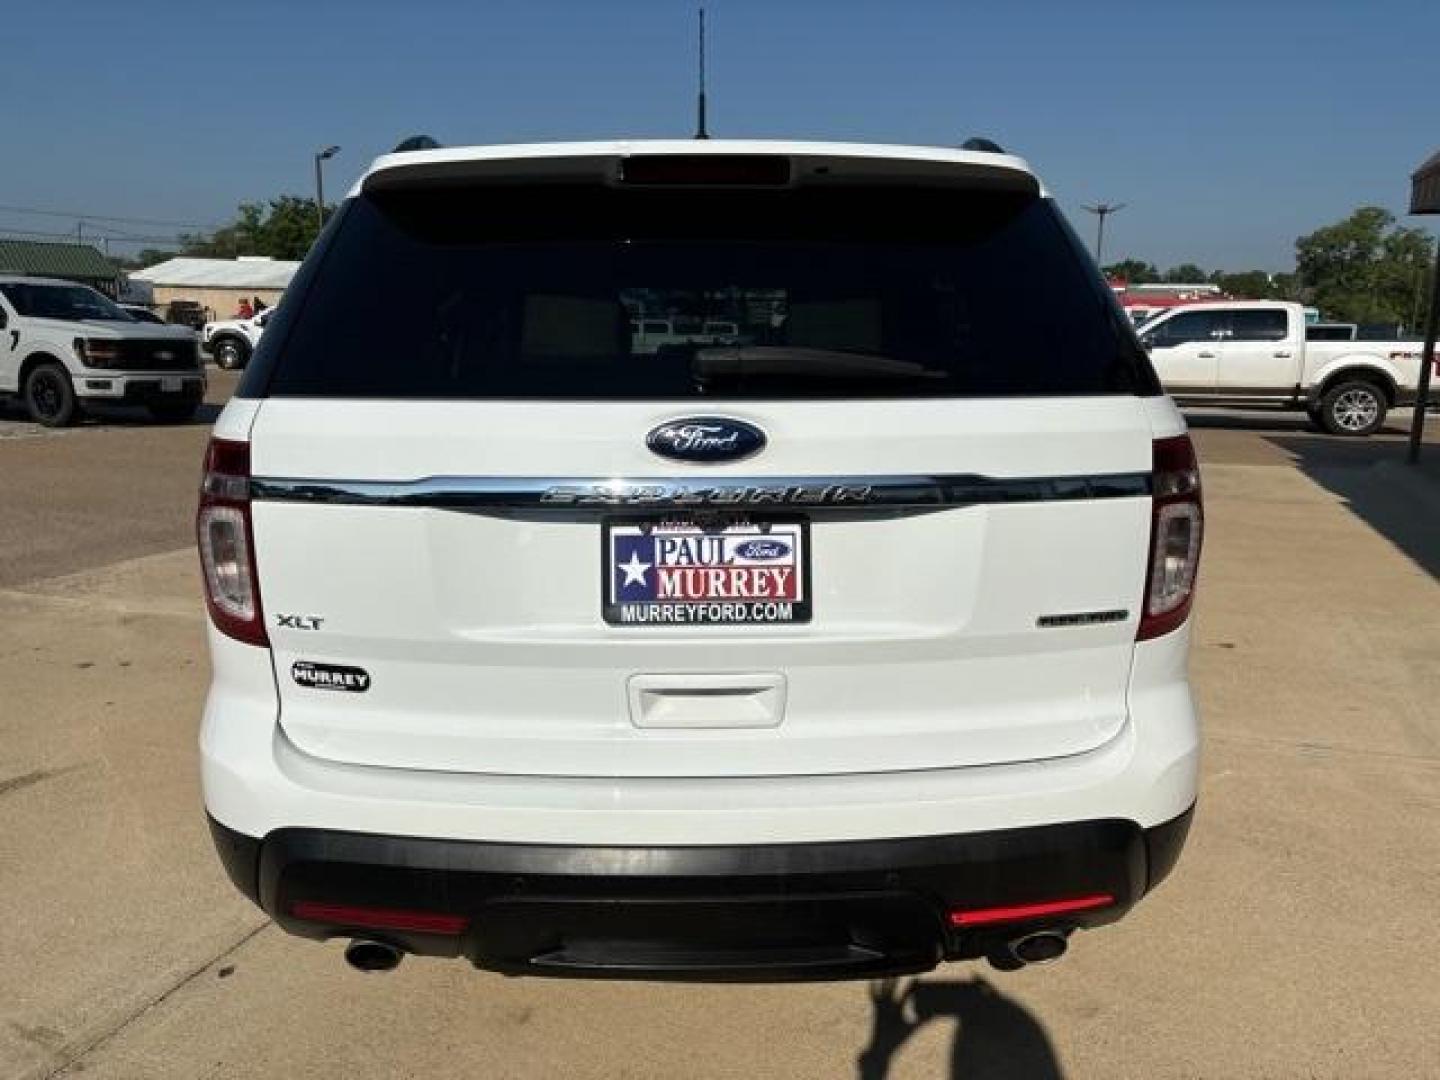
{"left": 4, "top": 0, "right": 1436, "bottom": 271}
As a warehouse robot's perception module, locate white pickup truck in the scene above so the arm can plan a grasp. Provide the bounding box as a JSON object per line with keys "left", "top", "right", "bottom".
{"left": 0, "top": 275, "right": 206, "bottom": 426}
{"left": 202, "top": 308, "right": 274, "bottom": 370}
{"left": 1138, "top": 300, "right": 1437, "bottom": 435}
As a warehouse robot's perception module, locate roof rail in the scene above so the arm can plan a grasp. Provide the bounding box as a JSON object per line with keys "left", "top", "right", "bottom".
{"left": 961, "top": 137, "right": 1006, "bottom": 153}
{"left": 392, "top": 135, "right": 442, "bottom": 153}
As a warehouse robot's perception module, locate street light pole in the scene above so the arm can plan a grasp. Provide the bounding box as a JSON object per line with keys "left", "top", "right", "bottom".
{"left": 1081, "top": 202, "right": 1126, "bottom": 270}
{"left": 695, "top": 6, "right": 708, "bottom": 139}
{"left": 313, "top": 145, "right": 341, "bottom": 237}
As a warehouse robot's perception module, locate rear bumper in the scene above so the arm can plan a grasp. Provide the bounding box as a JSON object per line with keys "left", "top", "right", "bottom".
{"left": 200, "top": 620, "right": 1201, "bottom": 847}
{"left": 209, "top": 806, "right": 1193, "bottom": 981}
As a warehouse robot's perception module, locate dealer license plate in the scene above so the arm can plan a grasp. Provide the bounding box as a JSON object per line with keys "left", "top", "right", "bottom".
{"left": 161, "top": 377, "right": 183, "bottom": 392}
{"left": 603, "top": 518, "right": 810, "bottom": 626}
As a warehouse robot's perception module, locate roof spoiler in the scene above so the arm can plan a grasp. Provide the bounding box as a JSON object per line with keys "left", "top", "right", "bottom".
{"left": 358, "top": 143, "right": 1041, "bottom": 198}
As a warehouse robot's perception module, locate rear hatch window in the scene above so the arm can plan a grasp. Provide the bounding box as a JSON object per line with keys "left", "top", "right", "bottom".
{"left": 248, "top": 180, "right": 1154, "bottom": 400}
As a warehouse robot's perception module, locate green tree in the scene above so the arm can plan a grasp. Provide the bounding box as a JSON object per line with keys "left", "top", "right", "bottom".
{"left": 1268, "top": 272, "right": 1304, "bottom": 301}
{"left": 1210, "top": 270, "right": 1269, "bottom": 298}
{"left": 182, "top": 196, "right": 330, "bottom": 261}
{"left": 1163, "top": 263, "right": 1208, "bottom": 283}
{"left": 1377, "top": 226, "right": 1434, "bottom": 331}
{"left": 1208, "top": 269, "right": 1307, "bottom": 300}
{"left": 1102, "top": 258, "right": 1159, "bottom": 283}
{"left": 254, "top": 195, "right": 326, "bottom": 260}
{"left": 1295, "top": 206, "right": 1434, "bottom": 325}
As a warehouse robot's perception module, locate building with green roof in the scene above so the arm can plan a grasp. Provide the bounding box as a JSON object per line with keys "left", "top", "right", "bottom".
{"left": 0, "top": 239, "right": 121, "bottom": 297}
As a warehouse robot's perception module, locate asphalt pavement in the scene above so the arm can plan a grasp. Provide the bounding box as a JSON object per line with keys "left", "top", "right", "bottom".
{"left": 1, "top": 378, "right": 1437, "bottom": 1078}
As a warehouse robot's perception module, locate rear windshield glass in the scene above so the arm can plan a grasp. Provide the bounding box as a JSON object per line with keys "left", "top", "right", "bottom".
{"left": 250, "top": 182, "right": 1155, "bottom": 400}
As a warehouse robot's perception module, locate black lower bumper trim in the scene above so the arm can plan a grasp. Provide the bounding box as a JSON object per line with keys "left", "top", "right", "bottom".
{"left": 1144, "top": 803, "right": 1194, "bottom": 891}
{"left": 119, "top": 379, "right": 203, "bottom": 404}
{"left": 208, "top": 806, "right": 1194, "bottom": 981}
{"left": 208, "top": 816, "right": 262, "bottom": 905}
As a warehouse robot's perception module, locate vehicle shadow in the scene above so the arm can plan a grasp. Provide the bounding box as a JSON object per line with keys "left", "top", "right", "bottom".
{"left": 82, "top": 401, "right": 224, "bottom": 427}
{"left": 1183, "top": 410, "right": 1415, "bottom": 437}
{"left": 857, "top": 976, "right": 1064, "bottom": 1080}
{"left": 1183, "top": 411, "right": 1318, "bottom": 433}
{"left": 1264, "top": 434, "right": 1440, "bottom": 581}
{"left": 0, "top": 401, "right": 223, "bottom": 429}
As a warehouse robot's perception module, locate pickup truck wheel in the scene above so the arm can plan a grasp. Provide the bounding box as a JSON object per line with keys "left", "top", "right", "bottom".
{"left": 24, "top": 362, "right": 79, "bottom": 427}
{"left": 214, "top": 338, "right": 249, "bottom": 370}
{"left": 1319, "top": 380, "right": 1387, "bottom": 437}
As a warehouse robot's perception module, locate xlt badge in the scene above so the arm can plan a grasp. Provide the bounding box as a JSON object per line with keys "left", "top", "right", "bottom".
{"left": 292, "top": 661, "right": 371, "bottom": 692}
{"left": 276, "top": 614, "right": 325, "bottom": 630}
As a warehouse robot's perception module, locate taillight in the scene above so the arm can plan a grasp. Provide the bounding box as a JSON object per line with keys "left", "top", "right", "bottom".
{"left": 290, "top": 902, "right": 470, "bottom": 935}
{"left": 948, "top": 893, "right": 1115, "bottom": 928}
{"left": 197, "top": 438, "right": 267, "bottom": 646}
{"left": 1137, "top": 434, "right": 1203, "bottom": 641}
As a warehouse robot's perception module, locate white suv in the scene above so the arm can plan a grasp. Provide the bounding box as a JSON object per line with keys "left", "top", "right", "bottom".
{"left": 198, "top": 140, "right": 1202, "bottom": 980}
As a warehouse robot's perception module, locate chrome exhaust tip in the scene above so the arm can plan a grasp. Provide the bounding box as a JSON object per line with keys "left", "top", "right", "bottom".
{"left": 1008, "top": 930, "right": 1069, "bottom": 966}
{"left": 344, "top": 938, "right": 404, "bottom": 973}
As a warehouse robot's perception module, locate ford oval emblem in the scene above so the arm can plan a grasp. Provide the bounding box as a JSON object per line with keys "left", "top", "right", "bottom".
{"left": 646, "top": 417, "right": 766, "bottom": 463}
{"left": 736, "top": 539, "right": 790, "bottom": 560}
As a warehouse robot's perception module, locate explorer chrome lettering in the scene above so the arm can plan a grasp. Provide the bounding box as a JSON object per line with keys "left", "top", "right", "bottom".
{"left": 539, "top": 483, "right": 873, "bottom": 506}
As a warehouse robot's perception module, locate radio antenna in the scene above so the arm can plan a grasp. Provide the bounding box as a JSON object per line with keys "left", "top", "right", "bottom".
{"left": 695, "top": 6, "right": 709, "bottom": 139}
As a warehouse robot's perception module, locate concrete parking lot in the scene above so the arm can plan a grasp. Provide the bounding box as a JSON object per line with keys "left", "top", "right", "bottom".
{"left": 1, "top": 378, "right": 1437, "bottom": 1079}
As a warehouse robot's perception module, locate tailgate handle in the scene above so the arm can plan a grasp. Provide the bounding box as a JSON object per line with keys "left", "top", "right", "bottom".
{"left": 627, "top": 672, "right": 787, "bottom": 729}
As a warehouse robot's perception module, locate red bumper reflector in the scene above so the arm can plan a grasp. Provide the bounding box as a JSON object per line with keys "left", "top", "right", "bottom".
{"left": 948, "top": 893, "right": 1115, "bottom": 928}
{"left": 290, "top": 901, "right": 469, "bottom": 935}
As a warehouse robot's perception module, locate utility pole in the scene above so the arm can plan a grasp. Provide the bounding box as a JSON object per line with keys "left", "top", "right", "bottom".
{"left": 695, "top": 6, "right": 708, "bottom": 139}
{"left": 314, "top": 145, "right": 341, "bottom": 237}
{"left": 1081, "top": 202, "right": 1126, "bottom": 269}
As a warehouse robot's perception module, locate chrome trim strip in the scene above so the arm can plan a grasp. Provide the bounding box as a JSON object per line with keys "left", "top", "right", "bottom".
{"left": 248, "top": 472, "right": 1151, "bottom": 511}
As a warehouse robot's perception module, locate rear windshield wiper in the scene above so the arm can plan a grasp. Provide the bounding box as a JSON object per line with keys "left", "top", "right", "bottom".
{"left": 692, "top": 346, "right": 947, "bottom": 382}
